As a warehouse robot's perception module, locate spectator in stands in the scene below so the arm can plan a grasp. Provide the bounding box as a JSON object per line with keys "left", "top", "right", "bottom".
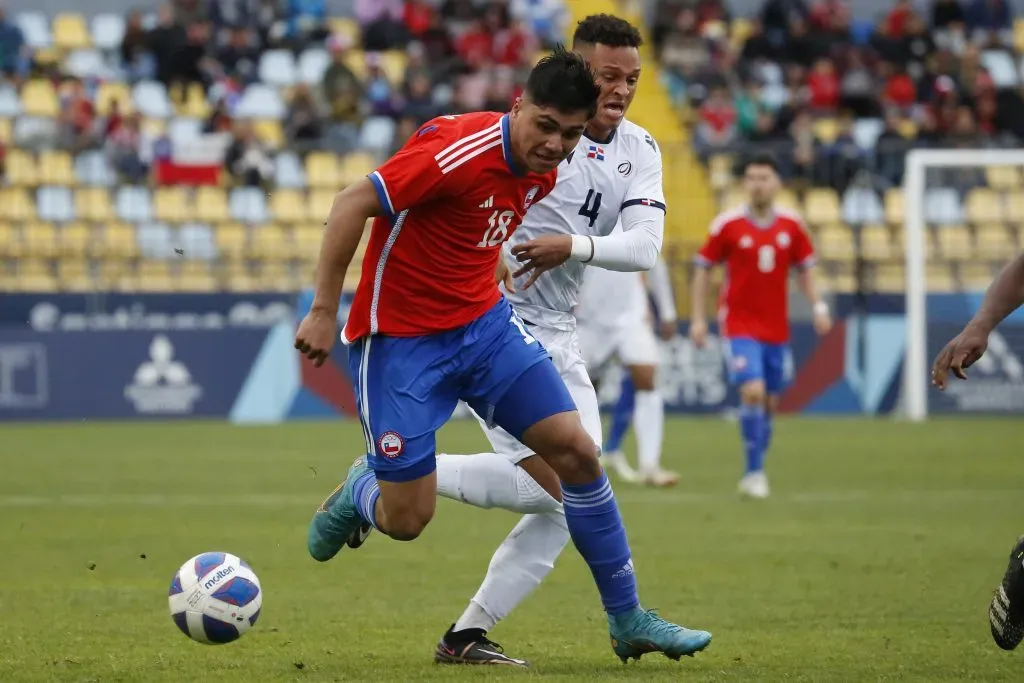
{"left": 807, "top": 57, "right": 840, "bottom": 111}
{"left": 510, "top": 0, "right": 567, "bottom": 49}
{"left": 174, "top": 0, "right": 208, "bottom": 26}
{"left": 106, "top": 112, "right": 149, "bottom": 183}
{"left": 788, "top": 108, "right": 817, "bottom": 182}
{"left": 225, "top": 122, "right": 273, "bottom": 187}
{"left": 121, "top": 10, "right": 154, "bottom": 82}
{"left": 149, "top": 4, "right": 187, "bottom": 87}
{"left": 880, "top": 62, "right": 917, "bottom": 112}
{"left": 363, "top": 53, "right": 397, "bottom": 117}
{"left": 876, "top": 108, "right": 911, "bottom": 184}
{"left": 216, "top": 26, "right": 260, "bottom": 84}
{"left": 203, "top": 97, "right": 233, "bottom": 133}
{"left": 457, "top": 16, "right": 495, "bottom": 68}
{"left": 286, "top": 0, "right": 329, "bottom": 48}
{"left": 286, "top": 84, "right": 324, "bottom": 145}
{"left": 933, "top": 0, "right": 967, "bottom": 30}
{"left": 839, "top": 49, "right": 877, "bottom": 117}
{"left": 402, "top": 72, "right": 439, "bottom": 125}
{"left": 965, "top": 0, "right": 1013, "bottom": 45}
{"left": 356, "top": 0, "right": 406, "bottom": 51}
{"left": 322, "top": 37, "right": 364, "bottom": 154}
{"left": 58, "top": 79, "right": 96, "bottom": 152}
{"left": 695, "top": 84, "right": 738, "bottom": 160}
{"left": 0, "top": 7, "right": 25, "bottom": 80}
{"left": 404, "top": 0, "right": 435, "bottom": 39}
{"left": 760, "top": 0, "right": 810, "bottom": 44}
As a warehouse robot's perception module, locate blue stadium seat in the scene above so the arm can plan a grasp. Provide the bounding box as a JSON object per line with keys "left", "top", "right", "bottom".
{"left": 842, "top": 187, "right": 884, "bottom": 225}
{"left": 17, "top": 12, "right": 51, "bottom": 49}
{"left": 74, "top": 151, "right": 116, "bottom": 187}
{"left": 234, "top": 84, "right": 285, "bottom": 120}
{"left": 136, "top": 222, "right": 176, "bottom": 259}
{"left": 64, "top": 49, "right": 106, "bottom": 79}
{"left": 852, "top": 118, "right": 884, "bottom": 152}
{"left": 229, "top": 188, "right": 269, "bottom": 224}
{"left": 179, "top": 223, "right": 218, "bottom": 261}
{"left": 360, "top": 117, "right": 396, "bottom": 156}
{"left": 924, "top": 188, "right": 964, "bottom": 225}
{"left": 273, "top": 152, "right": 306, "bottom": 189}
{"left": 116, "top": 186, "right": 153, "bottom": 223}
{"left": 0, "top": 85, "right": 21, "bottom": 117}
{"left": 36, "top": 186, "right": 75, "bottom": 222}
{"left": 133, "top": 81, "right": 173, "bottom": 118}
{"left": 298, "top": 49, "right": 330, "bottom": 85}
{"left": 168, "top": 117, "right": 202, "bottom": 144}
{"left": 90, "top": 14, "right": 124, "bottom": 52}
{"left": 258, "top": 50, "right": 297, "bottom": 88}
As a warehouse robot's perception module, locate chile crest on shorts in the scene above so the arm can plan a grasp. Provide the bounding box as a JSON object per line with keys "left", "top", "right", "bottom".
{"left": 378, "top": 431, "right": 405, "bottom": 458}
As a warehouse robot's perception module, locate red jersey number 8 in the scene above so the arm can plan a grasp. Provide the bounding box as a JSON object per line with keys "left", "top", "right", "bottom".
{"left": 757, "top": 245, "right": 775, "bottom": 273}
{"left": 478, "top": 210, "right": 515, "bottom": 248}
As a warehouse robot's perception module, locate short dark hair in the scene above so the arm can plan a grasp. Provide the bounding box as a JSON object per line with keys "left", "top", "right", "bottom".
{"left": 744, "top": 152, "right": 780, "bottom": 174}
{"left": 572, "top": 14, "right": 643, "bottom": 49}
{"left": 525, "top": 45, "right": 600, "bottom": 119}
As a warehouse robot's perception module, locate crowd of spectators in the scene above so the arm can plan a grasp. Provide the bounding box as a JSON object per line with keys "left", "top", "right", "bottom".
{"left": 651, "top": 0, "right": 1024, "bottom": 192}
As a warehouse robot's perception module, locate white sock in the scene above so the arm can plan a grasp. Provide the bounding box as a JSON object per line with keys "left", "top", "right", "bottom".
{"left": 633, "top": 389, "right": 664, "bottom": 471}
{"left": 435, "top": 452, "right": 561, "bottom": 515}
{"left": 453, "top": 511, "right": 570, "bottom": 633}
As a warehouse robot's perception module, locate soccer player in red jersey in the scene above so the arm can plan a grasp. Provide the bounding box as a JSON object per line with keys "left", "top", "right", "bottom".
{"left": 690, "top": 153, "right": 832, "bottom": 499}
{"left": 932, "top": 251, "right": 1024, "bottom": 651}
{"left": 295, "top": 48, "right": 710, "bottom": 662}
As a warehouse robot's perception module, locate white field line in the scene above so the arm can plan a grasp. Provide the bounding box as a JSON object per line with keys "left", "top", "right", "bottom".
{"left": 0, "top": 489, "right": 1017, "bottom": 507}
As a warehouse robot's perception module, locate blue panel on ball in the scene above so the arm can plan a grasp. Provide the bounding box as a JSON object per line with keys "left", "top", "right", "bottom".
{"left": 202, "top": 615, "right": 240, "bottom": 644}
{"left": 248, "top": 607, "right": 261, "bottom": 626}
{"left": 193, "top": 552, "right": 227, "bottom": 581}
{"left": 211, "top": 577, "right": 260, "bottom": 607}
{"left": 171, "top": 611, "right": 190, "bottom": 637}
{"left": 169, "top": 572, "right": 183, "bottom": 596}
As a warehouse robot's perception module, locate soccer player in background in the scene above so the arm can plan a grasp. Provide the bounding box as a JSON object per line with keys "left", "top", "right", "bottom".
{"left": 690, "top": 154, "right": 832, "bottom": 499}
{"left": 585, "top": 255, "right": 679, "bottom": 485}
{"left": 296, "top": 47, "right": 710, "bottom": 664}
{"left": 576, "top": 255, "right": 680, "bottom": 487}
{"left": 932, "top": 251, "right": 1024, "bottom": 651}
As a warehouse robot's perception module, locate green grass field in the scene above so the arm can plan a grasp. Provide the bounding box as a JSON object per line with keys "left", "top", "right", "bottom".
{"left": 2, "top": 417, "right": 1024, "bottom": 682}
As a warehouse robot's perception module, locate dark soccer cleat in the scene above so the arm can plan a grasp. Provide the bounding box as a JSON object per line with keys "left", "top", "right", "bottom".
{"left": 990, "top": 534, "right": 1024, "bottom": 651}
{"left": 346, "top": 521, "right": 373, "bottom": 549}
{"left": 433, "top": 625, "right": 529, "bottom": 667}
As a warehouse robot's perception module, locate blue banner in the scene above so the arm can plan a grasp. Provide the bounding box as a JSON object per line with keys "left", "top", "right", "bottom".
{"left": 0, "top": 329, "right": 270, "bottom": 421}
{"left": 0, "top": 293, "right": 295, "bottom": 332}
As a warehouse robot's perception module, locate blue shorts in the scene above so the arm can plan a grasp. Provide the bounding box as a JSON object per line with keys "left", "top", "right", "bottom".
{"left": 724, "top": 337, "right": 790, "bottom": 395}
{"left": 347, "top": 297, "right": 577, "bottom": 482}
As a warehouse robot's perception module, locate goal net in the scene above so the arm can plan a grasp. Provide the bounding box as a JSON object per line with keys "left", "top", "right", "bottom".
{"left": 903, "top": 149, "right": 1024, "bottom": 420}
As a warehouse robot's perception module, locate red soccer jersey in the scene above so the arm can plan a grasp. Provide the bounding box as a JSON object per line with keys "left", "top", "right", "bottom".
{"left": 696, "top": 207, "right": 816, "bottom": 344}
{"left": 342, "top": 112, "right": 556, "bottom": 342}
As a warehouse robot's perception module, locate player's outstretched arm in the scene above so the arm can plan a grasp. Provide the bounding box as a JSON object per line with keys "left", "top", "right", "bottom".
{"left": 689, "top": 264, "right": 710, "bottom": 347}
{"left": 933, "top": 251, "right": 1024, "bottom": 388}
{"left": 796, "top": 266, "right": 831, "bottom": 335}
{"left": 295, "top": 179, "right": 381, "bottom": 365}
{"left": 647, "top": 256, "right": 678, "bottom": 339}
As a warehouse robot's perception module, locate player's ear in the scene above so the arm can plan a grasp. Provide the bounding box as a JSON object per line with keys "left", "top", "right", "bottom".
{"left": 511, "top": 97, "right": 523, "bottom": 118}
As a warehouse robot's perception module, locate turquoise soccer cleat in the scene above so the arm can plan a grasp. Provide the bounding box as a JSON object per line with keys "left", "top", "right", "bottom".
{"left": 608, "top": 607, "right": 712, "bottom": 662}
{"left": 307, "top": 456, "right": 373, "bottom": 562}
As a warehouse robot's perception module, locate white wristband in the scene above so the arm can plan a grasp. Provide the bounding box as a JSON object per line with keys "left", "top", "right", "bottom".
{"left": 813, "top": 301, "right": 830, "bottom": 317}
{"left": 569, "top": 234, "right": 595, "bottom": 263}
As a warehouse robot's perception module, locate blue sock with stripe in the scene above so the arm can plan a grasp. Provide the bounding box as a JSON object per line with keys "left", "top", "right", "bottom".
{"left": 561, "top": 473, "right": 639, "bottom": 615}
{"left": 351, "top": 468, "right": 381, "bottom": 531}
{"left": 605, "top": 375, "right": 635, "bottom": 453}
{"left": 739, "top": 404, "right": 766, "bottom": 474}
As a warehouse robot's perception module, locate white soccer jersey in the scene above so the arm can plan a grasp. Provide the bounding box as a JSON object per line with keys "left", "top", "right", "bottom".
{"left": 504, "top": 118, "right": 665, "bottom": 330}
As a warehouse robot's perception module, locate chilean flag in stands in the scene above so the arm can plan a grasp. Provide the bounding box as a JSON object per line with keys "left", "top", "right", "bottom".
{"left": 153, "top": 133, "right": 231, "bottom": 186}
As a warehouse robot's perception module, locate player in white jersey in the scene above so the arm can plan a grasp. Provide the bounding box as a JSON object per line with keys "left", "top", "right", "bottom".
{"left": 421, "top": 15, "right": 709, "bottom": 666}
{"left": 576, "top": 253, "right": 679, "bottom": 486}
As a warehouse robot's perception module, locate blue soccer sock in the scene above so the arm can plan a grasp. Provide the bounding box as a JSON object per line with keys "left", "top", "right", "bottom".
{"left": 351, "top": 468, "right": 381, "bottom": 531}
{"left": 605, "top": 375, "right": 635, "bottom": 453}
{"left": 739, "top": 403, "right": 766, "bottom": 474}
{"left": 561, "top": 473, "right": 639, "bottom": 615}
{"left": 761, "top": 411, "right": 774, "bottom": 459}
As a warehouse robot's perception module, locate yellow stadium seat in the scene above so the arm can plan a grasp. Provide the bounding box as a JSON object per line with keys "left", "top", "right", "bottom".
{"left": 97, "top": 259, "right": 129, "bottom": 288}
{"left": 253, "top": 119, "right": 284, "bottom": 148}
{"left": 343, "top": 49, "right": 368, "bottom": 81}
{"left": 816, "top": 224, "right": 854, "bottom": 262}
{"left": 1005, "top": 192, "right": 1024, "bottom": 223}
{"left": 975, "top": 223, "right": 1014, "bottom": 261}
{"left": 194, "top": 187, "right": 228, "bottom": 223}
{"left": 142, "top": 117, "right": 166, "bottom": 138}
{"left": 381, "top": 51, "right": 408, "bottom": 85}
{"left": 1015, "top": 17, "right": 1024, "bottom": 52}
{"left": 306, "top": 152, "right": 341, "bottom": 188}
{"left": 720, "top": 186, "right": 745, "bottom": 212}
{"left": 340, "top": 152, "right": 375, "bottom": 187}
{"left": 294, "top": 224, "right": 323, "bottom": 261}
{"left": 177, "top": 261, "right": 218, "bottom": 292}
{"left": 964, "top": 188, "right": 1004, "bottom": 224}
{"left": 960, "top": 263, "right": 995, "bottom": 290}
{"left": 986, "top": 166, "right": 1020, "bottom": 190}
{"left": 884, "top": 189, "right": 904, "bottom": 226}
{"left": 707, "top": 154, "right": 734, "bottom": 191}
{"left": 75, "top": 188, "right": 113, "bottom": 222}
{"left": 897, "top": 119, "right": 918, "bottom": 139}
{"left": 270, "top": 190, "right": 309, "bottom": 223}
{"left": 926, "top": 264, "right": 957, "bottom": 292}
{"left": 180, "top": 83, "right": 210, "bottom": 118}
{"left": 935, "top": 225, "right": 972, "bottom": 261}
{"left": 309, "top": 189, "right": 337, "bottom": 221}
{"left": 874, "top": 264, "right": 905, "bottom": 292}
{"left": 95, "top": 82, "right": 132, "bottom": 117}
{"left": 0, "top": 222, "right": 17, "bottom": 257}
{"left": 812, "top": 118, "right": 838, "bottom": 144}
{"left": 16, "top": 259, "right": 58, "bottom": 292}
{"left": 329, "top": 17, "right": 361, "bottom": 46}
{"left": 59, "top": 222, "right": 92, "bottom": 256}
{"left": 249, "top": 225, "right": 293, "bottom": 261}
{"left": 154, "top": 187, "right": 192, "bottom": 223}
{"left": 897, "top": 225, "right": 936, "bottom": 261}
{"left": 57, "top": 258, "right": 92, "bottom": 291}
{"left": 224, "top": 262, "right": 259, "bottom": 292}
{"left": 53, "top": 13, "right": 90, "bottom": 50}
{"left": 803, "top": 188, "right": 840, "bottom": 226}
{"left": 0, "top": 188, "right": 35, "bottom": 221}
{"left": 21, "top": 80, "right": 60, "bottom": 117}
{"left": 256, "top": 262, "right": 296, "bottom": 291}
{"left": 135, "top": 260, "right": 175, "bottom": 291}
{"left": 215, "top": 223, "right": 248, "bottom": 260}
{"left": 859, "top": 224, "right": 893, "bottom": 261}
{"left": 0, "top": 118, "right": 12, "bottom": 145}
{"left": 827, "top": 272, "right": 857, "bottom": 293}
{"left": 100, "top": 223, "right": 139, "bottom": 259}
{"left": 6, "top": 150, "right": 37, "bottom": 186}
{"left": 730, "top": 17, "right": 755, "bottom": 47}
{"left": 38, "top": 150, "right": 74, "bottom": 186}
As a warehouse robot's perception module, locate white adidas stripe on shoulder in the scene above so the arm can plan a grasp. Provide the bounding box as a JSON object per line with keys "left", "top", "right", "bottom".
{"left": 435, "top": 124, "right": 502, "bottom": 174}
{"left": 439, "top": 138, "right": 503, "bottom": 175}
{"left": 434, "top": 121, "right": 501, "bottom": 164}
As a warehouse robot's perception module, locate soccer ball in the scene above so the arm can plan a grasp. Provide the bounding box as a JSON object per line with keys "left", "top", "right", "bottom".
{"left": 168, "top": 552, "right": 262, "bottom": 644}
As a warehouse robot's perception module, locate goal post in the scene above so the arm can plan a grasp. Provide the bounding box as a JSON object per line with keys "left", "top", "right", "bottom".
{"left": 902, "top": 149, "right": 1024, "bottom": 422}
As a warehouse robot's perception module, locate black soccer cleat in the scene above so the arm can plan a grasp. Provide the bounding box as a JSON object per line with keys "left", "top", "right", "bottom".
{"left": 990, "top": 534, "right": 1024, "bottom": 651}
{"left": 433, "top": 624, "right": 529, "bottom": 667}
{"left": 346, "top": 521, "right": 372, "bottom": 549}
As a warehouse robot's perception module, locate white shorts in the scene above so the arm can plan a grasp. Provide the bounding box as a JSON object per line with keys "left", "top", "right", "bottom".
{"left": 472, "top": 323, "right": 603, "bottom": 465}
{"left": 577, "top": 319, "right": 660, "bottom": 371}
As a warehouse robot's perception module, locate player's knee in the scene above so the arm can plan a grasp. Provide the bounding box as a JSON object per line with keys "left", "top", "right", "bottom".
{"left": 383, "top": 507, "right": 433, "bottom": 541}
{"left": 765, "top": 394, "right": 779, "bottom": 415}
{"left": 549, "top": 429, "right": 602, "bottom": 482}
{"left": 740, "top": 380, "right": 766, "bottom": 405}
{"left": 629, "top": 364, "right": 657, "bottom": 391}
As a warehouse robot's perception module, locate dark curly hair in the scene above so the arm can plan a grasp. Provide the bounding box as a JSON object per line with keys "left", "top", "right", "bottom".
{"left": 572, "top": 14, "right": 643, "bottom": 49}
{"left": 525, "top": 45, "right": 600, "bottom": 119}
